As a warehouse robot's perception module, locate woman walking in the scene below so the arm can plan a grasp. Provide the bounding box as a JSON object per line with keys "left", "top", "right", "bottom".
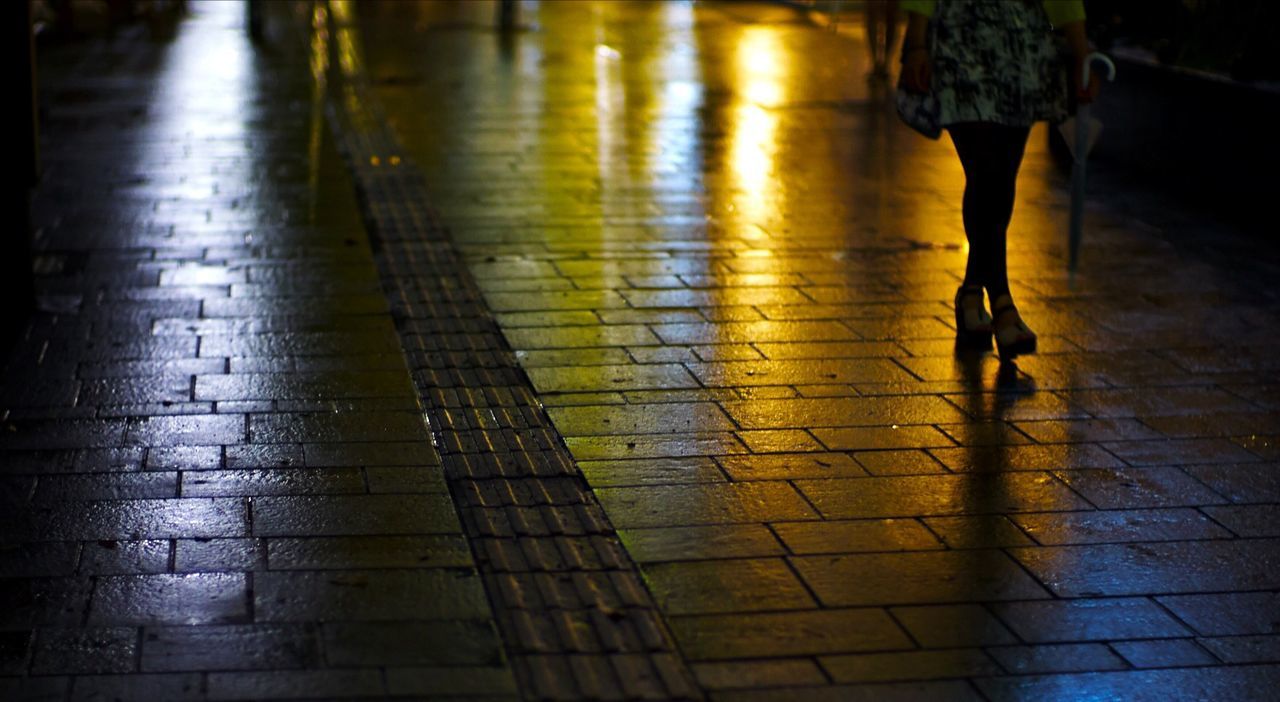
{"left": 898, "top": 0, "right": 1099, "bottom": 358}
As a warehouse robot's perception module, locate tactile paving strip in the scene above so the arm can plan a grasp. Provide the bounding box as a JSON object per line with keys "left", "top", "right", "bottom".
{"left": 321, "top": 7, "right": 701, "bottom": 700}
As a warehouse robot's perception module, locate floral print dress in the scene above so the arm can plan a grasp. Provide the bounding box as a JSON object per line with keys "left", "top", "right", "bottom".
{"left": 902, "top": 0, "right": 1070, "bottom": 131}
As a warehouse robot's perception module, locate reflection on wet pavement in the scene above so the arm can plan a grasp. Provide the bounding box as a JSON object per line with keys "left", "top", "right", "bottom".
{"left": 2, "top": 2, "right": 509, "bottom": 699}
{"left": 351, "top": 0, "right": 1280, "bottom": 695}
{"left": 4, "top": 0, "right": 1280, "bottom": 697}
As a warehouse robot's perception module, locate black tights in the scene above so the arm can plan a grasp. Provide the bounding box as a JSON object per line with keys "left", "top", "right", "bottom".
{"left": 948, "top": 123, "right": 1031, "bottom": 300}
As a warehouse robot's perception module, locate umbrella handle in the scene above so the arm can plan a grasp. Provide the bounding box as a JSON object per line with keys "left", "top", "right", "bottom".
{"left": 1081, "top": 52, "right": 1117, "bottom": 89}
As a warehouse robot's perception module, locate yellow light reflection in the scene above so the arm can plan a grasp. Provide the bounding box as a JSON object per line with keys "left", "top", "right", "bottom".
{"left": 307, "top": 1, "right": 330, "bottom": 222}
{"left": 327, "top": 0, "right": 352, "bottom": 25}
{"left": 715, "top": 24, "right": 790, "bottom": 307}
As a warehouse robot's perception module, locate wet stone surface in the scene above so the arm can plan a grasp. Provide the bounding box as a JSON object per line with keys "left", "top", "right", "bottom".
{"left": 352, "top": 0, "right": 1280, "bottom": 696}
{"left": 6, "top": 0, "right": 1280, "bottom": 698}
{"left": 1, "top": 3, "right": 508, "bottom": 699}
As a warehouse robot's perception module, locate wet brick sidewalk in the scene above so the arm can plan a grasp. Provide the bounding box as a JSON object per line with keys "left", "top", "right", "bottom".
{"left": 4, "top": 0, "right": 1280, "bottom": 700}
{"left": 2, "top": 4, "right": 511, "bottom": 700}
{"left": 351, "top": 1, "right": 1280, "bottom": 700}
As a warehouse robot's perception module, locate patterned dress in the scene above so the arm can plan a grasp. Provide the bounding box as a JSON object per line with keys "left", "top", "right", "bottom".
{"left": 899, "top": 0, "right": 1070, "bottom": 133}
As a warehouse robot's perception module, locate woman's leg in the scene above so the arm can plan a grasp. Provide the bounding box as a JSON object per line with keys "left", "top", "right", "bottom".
{"left": 947, "top": 122, "right": 1030, "bottom": 299}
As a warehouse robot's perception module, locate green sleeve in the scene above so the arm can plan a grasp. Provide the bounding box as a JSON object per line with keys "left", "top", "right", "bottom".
{"left": 1043, "top": 0, "right": 1086, "bottom": 26}
{"left": 899, "top": 0, "right": 936, "bottom": 18}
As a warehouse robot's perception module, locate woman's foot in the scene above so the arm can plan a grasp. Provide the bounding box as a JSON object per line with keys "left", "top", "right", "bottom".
{"left": 954, "top": 285, "right": 993, "bottom": 348}
{"left": 990, "top": 293, "right": 1037, "bottom": 359}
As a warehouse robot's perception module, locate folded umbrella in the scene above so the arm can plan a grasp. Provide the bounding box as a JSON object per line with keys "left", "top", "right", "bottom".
{"left": 1063, "top": 52, "right": 1117, "bottom": 276}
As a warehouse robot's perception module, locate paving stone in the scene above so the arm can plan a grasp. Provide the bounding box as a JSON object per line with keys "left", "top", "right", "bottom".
{"left": 1157, "top": 592, "right": 1280, "bottom": 636}
{"left": 364, "top": 465, "right": 450, "bottom": 493}
{"left": 773, "top": 519, "right": 942, "bottom": 555}
{"left": 78, "top": 539, "right": 170, "bottom": 575}
{"left": 986, "top": 643, "right": 1128, "bottom": 674}
{"left": 1139, "top": 412, "right": 1280, "bottom": 439}
{"left": 942, "top": 391, "right": 1091, "bottom": 422}
{"left": 595, "top": 483, "right": 818, "bottom": 528}
{"left": 77, "top": 358, "right": 226, "bottom": 380}
{"left": 793, "top": 473, "right": 1091, "bottom": 519}
{"left": 753, "top": 341, "right": 902, "bottom": 360}
{"left": 1013, "top": 418, "right": 1166, "bottom": 444}
{"left": 812, "top": 425, "right": 958, "bottom": 451}
{"left": 890, "top": 604, "right": 1020, "bottom": 648}
{"left": 0, "top": 578, "right": 93, "bottom": 630}
{"left": 734, "top": 430, "right": 828, "bottom": 454}
{"left": 527, "top": 364, "right": 700, "bottom": 394}
{"left": 89, "top": 573, "right": 249, "bottom": 626}
{"left": 180, "top": 468, "right": 364, "bottom": 497}
{"left": 385, "top": 665, "right": 519, "bottom": 697}
{"left": 577, "top": 457, "right": 727, "bottom": 487}
{"left": 670, "top": 609, "right": 913, "bottom": 660}
{"left": 853, "top": 450, "right": 949, "bottom": 476}
{"left": 147, "top": 446, "right": 222, "bottom": 471}
{"left": 140, "top": 624, "right": 320, "bottom": 673}
{"left": 566, "top": 433, "right": 749, "bottom": 461}
{"left": 251, "top": 494, "right": 460, "bottom": 536}
{"left": 652, "top": 321, "right": 857, "bottom": 346}
{"left": 0, "top": 419, "right": 128, "bottom": 450}
{"left": 975, "top": 665, "right": 1280, "bottom": 702}
{"left": 1182, "top": 463, "right": 1280, "bottom": 503}
{"left": 505, "top": 325, "right": 663, "bottom": 350}
{"left": 1062, "top": 387, "right": 1257, "bottom": 419}
{"left": 125, "top": 414, "right": 245, "bottom": 447}
{"left": 69, "top": 673, "right": 205, "bottom": 702}
{"left": 642, "top": 559, "right": 815, "bottom": 615}
{"left": 929, "top": 443, "right": 1123, "bottom": 472}
{"left": 0, "top": 542, "right": 81, "bottom": 578}
{"left": 206, "top": 669, "right": 386, "bottom": 700}
{"left": 547, "top": 403, "right": 736, "bottom": 436}
{"left": 708, "top": 680, "right": 984, "bottom": 701}
{"left": 819, "top": 649, "right": 1003, "bottom": 683}
{"left": 721, "top": 397, "right": 967, "bottom": 430}
{"left": 78, "top": 376, "right": 194, "bottom": 407}
{"left": 1196, "top": 635, "right": 1280, "bottom": 664}
{"left": 619, "top": 525, "right": 785, "bottom": 563}
{"left": 322, "top": 620, "right": 505, "bottom": 666}
{"left": 1101, "top": 438, "right": 1260, "bottom": 467}
{"left": 302, "top": 440, "right": 438, "bottom": 467}
{"left": 0, "top": 676, "right": 70, "bottom": 702}
{"left": 793, "top": 550, "right": 1050, "bottom": 606}
{"left": 266, "top": 535, "right": 473, "bottom": 570}
{"left": 1110, "top": 639, "right": 1218, "bottom": 669}
{"left": 1010, "top": 508, "right": 1232, "bottom": 545}
{"left": 249, "top": 411, "right": 427, "bottom": 444}
{"left": 687, "top": 359, "right": 915, "bottom": 387}
{"left": 30, "top": 627, "right": 137, "bottom": 675}
{"left": 991, "top": 598, "right": 1191, "bottom": 643}
{"left": 224, "top": 444, "right": 304, "bottom": 469}
{"left": 254, "top": 570, "right": 491, "bottom": 622}
{"left": 195, "top": 371, "right": 413, "bottom": 402}
{"left": 718, "top": 453, "right": 864, "bottom": 481}
{"left": 692, "top": 659, "right": 828, "bottom": 690}
{"left": 922, "top": 515, "right": 1036, "bottom": 548}
{"left": 16, "top": 498, "right": 247, "bottom": 541}
{"left": 1199, "top": 504, "right": 1280, "bottom": 537}
{"left": 1011, "top": 540, "right": 1280, "bottom": 597}
{"left": 34, "top": 473, "right": 178, "bottom": 502}
{"left": 174, "top": 538, "right": 265, "bottom": 573}
{"left": 935, "top": 421, "right": 1036, "bottom": 447}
